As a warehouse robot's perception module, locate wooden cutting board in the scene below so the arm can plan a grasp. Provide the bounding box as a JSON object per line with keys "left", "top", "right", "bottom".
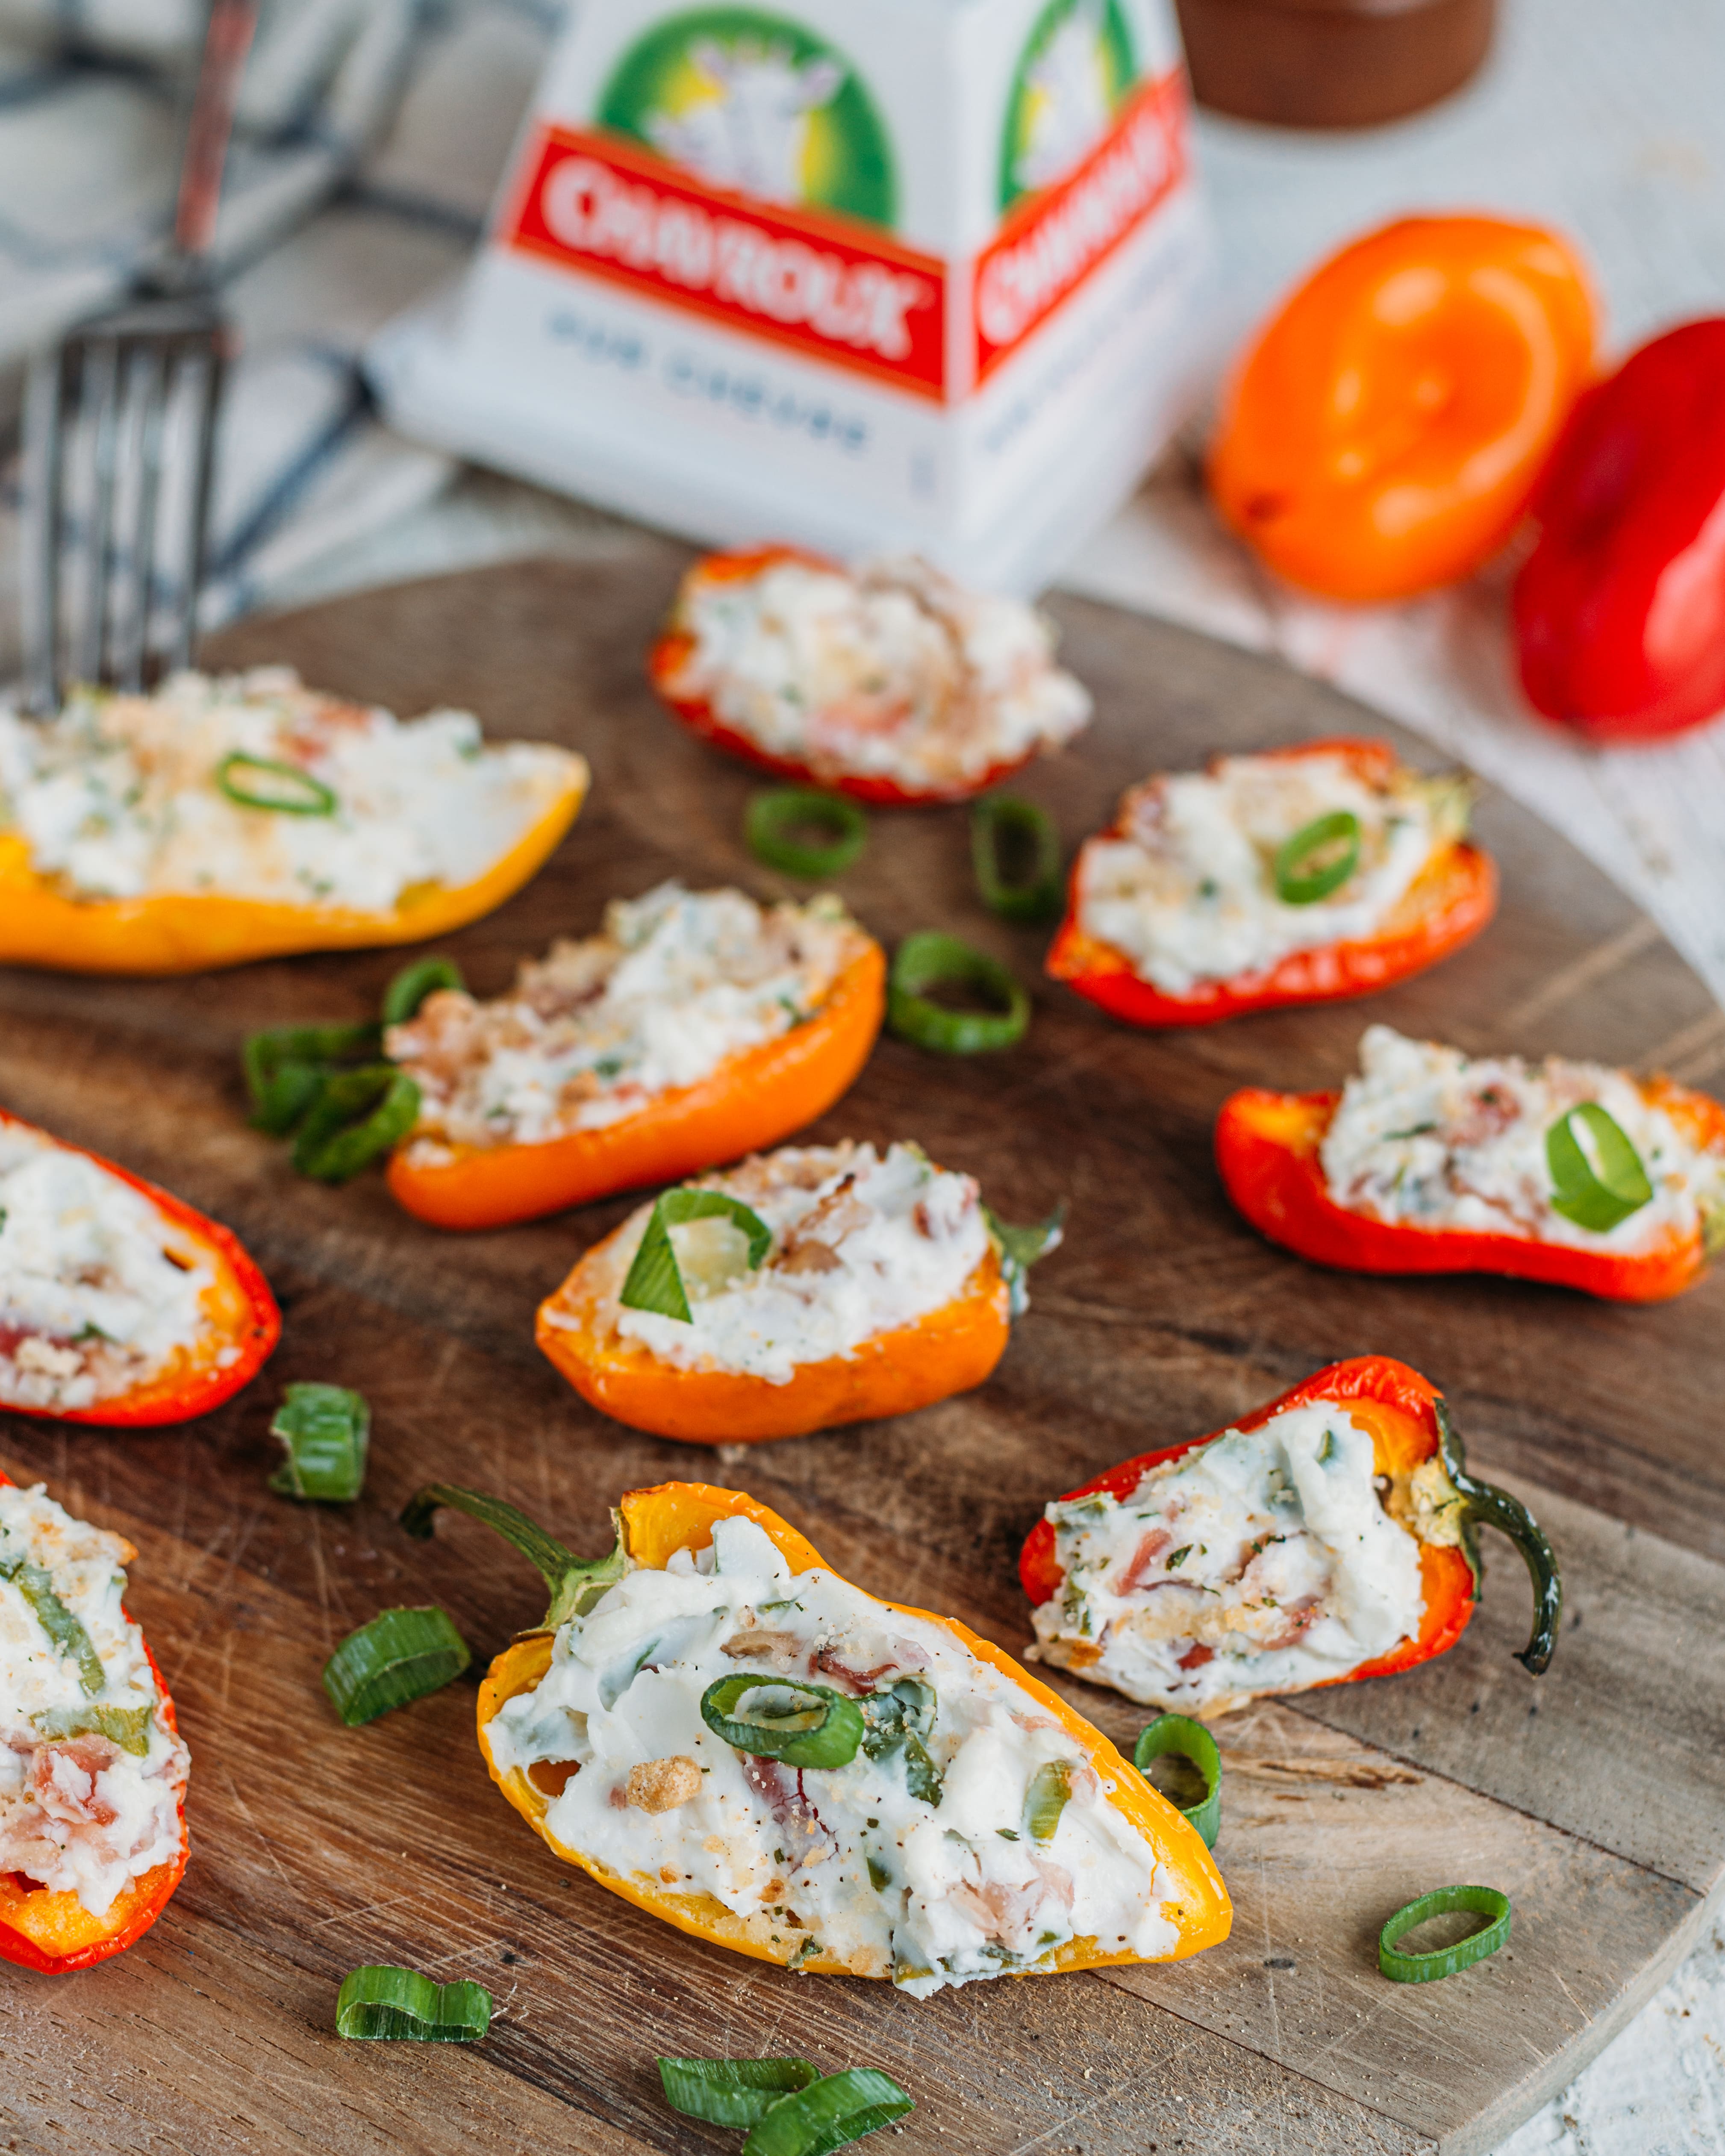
{"left": 4, "top": 544, "right": 1725, "bottom": 2156}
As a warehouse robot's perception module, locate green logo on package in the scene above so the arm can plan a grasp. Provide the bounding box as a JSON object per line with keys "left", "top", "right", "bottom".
{"left": 600, "top": 8, "right": 896, "bottom": 229}
{"left": 999, "top": 0, "right": 1139, "bottom": 213}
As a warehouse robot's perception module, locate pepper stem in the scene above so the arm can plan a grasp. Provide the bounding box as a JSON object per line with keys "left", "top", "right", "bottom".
{"left": 1434, "top": 1402, "right": 1562, "bottom": 1675}
{"left": 400, "top": 1484, "right": 625, "bottom": 1629}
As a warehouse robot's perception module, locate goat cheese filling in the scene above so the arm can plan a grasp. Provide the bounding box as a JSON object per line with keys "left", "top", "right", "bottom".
{"left": 1074, "top": 750, "right": 1465, "bottom": 996}
{"left": 0, "top": 1483, "right": 187, "bottom": 1918}
{"left": 485, "top": 1512, "right": 1183, "bottom": 1994}
{"left": 0, "top": 1126, "right": 218, "bottom": 1413}
{"left": 390, "top": 885, "right": 870, "bottom": 1157}
{"left": 548, "top": 1142, "right": 994, "bottom": 1385}
{"left": 0, "top": 666, "right": 580, "bottom": 910}
{"left": 1321, "top": 1026, "right": 1725, "bottom": 1253}
{"left": 1028, "top": 1404, "right": 1447, "bottom": 1715}
{"left": 665, "top": 555, "right": 1092, "bottom": 791}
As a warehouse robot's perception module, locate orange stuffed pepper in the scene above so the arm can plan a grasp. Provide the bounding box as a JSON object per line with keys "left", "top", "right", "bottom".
{"left": 403, "top": 1478, "right": 1230, "bottom": 1991}
{"left": 1209, "top": 215, "right": 1595, "bottom": 603}
{"left": 1020, "top": 1356, "right": 1559, "bottom": 1718}
{"left": 0, "top": 1470, "right": 190, "bottom": 1972}
{"left": 0, "top": 1108, "right": 278, "bottom": 1427}
{"left": 1218, "top": 1023, "right": 1725, "bottom": 1303}
{"left": 1048, "top": 738, "right": 1495, "bottom": 1027}
{"left": 648, "top": 545, "right": 1092, "bottom": 804}
{"left": 386, "top": 884, "right": 885, "bottom": 1230}
{"left": 0, "top": 667, "right": 586, "bottom": 975}
{"left": 536, "top": 1138, "right": 1057, "bottom": 1442}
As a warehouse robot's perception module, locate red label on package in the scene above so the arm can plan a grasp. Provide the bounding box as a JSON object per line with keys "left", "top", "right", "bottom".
{"left": 505, "top": 124, "right": 948, "bottom": 400}
{"left": 974, "top": 72, "right": 1187, "bottom": 383}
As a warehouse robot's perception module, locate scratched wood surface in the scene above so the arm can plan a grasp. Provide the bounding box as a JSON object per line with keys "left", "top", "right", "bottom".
{"left": 3, "top": 549, "right": 1725, "bottom": 2156}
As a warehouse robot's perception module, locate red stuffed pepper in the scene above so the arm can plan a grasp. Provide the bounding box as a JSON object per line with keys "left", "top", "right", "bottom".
{"left": 1048, "top": 739, "right": 1495, "bottom": 1027}
{"left": 1, "top": 1469, "right": 190, "bottom": 1971}
{"left": 647, "top": 545, "right": 1092, "bottom": 805}
{"left": 1, "top": 1108, "right": 279, "bottom": 1425}
{"left": 1217, "top": 1024, "right": 1725, "bottom": 1303}
{"left": 1020, "top": 1356, "right": 1558, "bottom": 1718}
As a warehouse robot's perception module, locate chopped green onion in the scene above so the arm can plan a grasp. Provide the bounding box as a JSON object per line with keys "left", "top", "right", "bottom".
{"left": 291, "top": 1065, "right": 420, "bottom": 1184}
{"left": 746, "top": 789, "right": 868, "bottom": 879}
{"left": 1546, "top": 1102, "right": 1653, "bottom": 1232}
{"left": 0, "top": 1545, "right": 104, "bottom": 1694}
{"left": 335, "top": 1965, "right": 492, "bottom": 2041}
{"left": 743, "top": 2068, "right": 914, "bottom": 2155}
{"left": 242, "top": 1022, "right": 381, "bottom": 1136}
{"left": 1133, "top": 1714, "right": 1222, "bottom": 1849}
{"left": 322, "top": 1606, "right": 471, "bottom": 1727}
{"left": 971, "top": 796, "right": 1063, "bottom": 923}
{"left": 659, "top": 2057, "right": 820, "bottom": 2129}
{"left": 382, "top": 956, "right": 466, "bottom": 1028}
{"left": 859, "top": 1679, "right": 943, "bottom": 1807}
{"left": 1274, "top": 810, "right": 1360, "bottom": 905}
{"left": 983, "top": 1203, "right": 1065, "bottom": 1317}
{"left": 400, "top": 1483, "right": 625, "bottom": 1628}
{"left": 702, "top": 1674, "right": 865, "bottom": 1770}
{"left": 1024, "top": 1759, "right": 1072, "bottom": 1844}
{"left": 269, "top": 1382, "right": 370, "bottom": 1503}
{"left": 887, "top": 931, "right": 1029, "bottom": 1054}
{"left": 619, "top": 1189, "right": 774, "bottom": 1324}
{"left": 216, "top": 752, "right": 337, "bottom": 817}
{"left": 1378, "top": 1885, "right": 1511, "bottom": 1983}
{"left": 32, "top": 1703, "right": 154, "bottom": 1756}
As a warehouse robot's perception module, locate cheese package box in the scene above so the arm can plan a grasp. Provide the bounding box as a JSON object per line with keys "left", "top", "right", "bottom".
{"left": 369, "top": 0, "right": 1216, "bottom": 591}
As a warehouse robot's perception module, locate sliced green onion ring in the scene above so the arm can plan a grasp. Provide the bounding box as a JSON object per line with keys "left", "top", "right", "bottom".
{"left": 701, "top": 1674, "right": 865, "bottom": 1770}
{"left": 1133, "top": 1714, "right": 1222, "bottom": 1849}
{"left": 216, "top": 752, "right": 337, "bottom": 817}
{"left": 984, "top": 1203, "right": 1065, "bottom": 1317}
{"left": 335, "top": 1965, "right": 492, "bottom": 2041}
{"left": 269, "top": 1382, "right": 371, "bottom": 1502}
{"left": 659, "top": 2057, "right": 820, "bottom": 2130}
{"left": 887, "top": 931, "right": 1030, "bottom": 1054}
{"left": 400, "top": 1483, "right": 626, "bottom": 1628}
{"left": 619, "top": 1189, "right": 774, "bottom": 1324}
{"left": 382, "top": 956, "right": 466, "bottom": 1028}
{"left": 1274, "top": 809, "right": 1361, "bottom": 905}
{"left": 746, "top": 788, "right": 868, "bottom": 879}
{"left": 858, "top": 1680, "right": 943, "bottom": 1807}
{"left": 1378, "top": 1885, "right": 1511, "bottom": 1983}
{"left": 291, "top": 1065, "right": 421, "bottom": 1184}
{"left": 0, "top": 1547, "right": 104, "bottom": 1694}
{"left": 242, "top": 1022, "right": 381, "bottom": 1135}
{"left": 322, "top": 1606, "right": 471, "bottom": 1727}
{"left": 32, "top": 1703, "right": 154, "bottom": 1756}
{"left": 1545, "top": 1102, "right": 1653, "bottom": 1232}
{"left": 1024, "top": 1758, "right": 1073, "bottom": 1843}
{"left": 971, "top": 796, "right": 1063, "bottom": 923}
{"left": 742, "top": 2068, "right": 914, "bottom": 2156}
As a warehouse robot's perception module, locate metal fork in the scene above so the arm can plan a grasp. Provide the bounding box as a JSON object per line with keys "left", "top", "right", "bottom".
{"left": 20, "top": 0, "right": 259, "bottom": 713}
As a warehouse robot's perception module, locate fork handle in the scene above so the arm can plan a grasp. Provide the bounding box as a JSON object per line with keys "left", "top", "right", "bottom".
{"left": 171, "top": 0, "right": 260, "bottom": 270}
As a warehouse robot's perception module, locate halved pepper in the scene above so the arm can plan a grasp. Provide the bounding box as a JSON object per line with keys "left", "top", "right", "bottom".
{"left": 0, "top": 1469, "right": 190, "bottom": 1972}
{"left": 1216, "top": 1079, "right": 1725, "bottom": 1303}
{"left": 0, "top": 1108, "right": 279, "bottom": 1427}
{"left": 1047, "top": 739, "right": 1498, "bottom": 1027}
{"left": 1020, "top": 1356, "right": 1560, "bottom": 1702}
{"left": 404, "top": 1479, "right": 1230, "bottom": 1981}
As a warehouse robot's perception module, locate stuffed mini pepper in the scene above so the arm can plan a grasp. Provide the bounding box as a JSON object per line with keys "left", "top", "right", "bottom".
{"left": 1, "top": 1110, "right": 278, "bottom": 1425}
{"left": 648, "top": 546, "right": 1092, "bottom": 804}
{"left": 1, "top": 1472, "right": 189, "bottom": 1971}
{"left": 1048, "top": 739, "right": 1495, "bottom": 1026}
{"left": 386, "top": 885, "right": 884, "bottom": 1229}
{"left": 536, "top": 1139, "right": 1052, "bottom": 1442}
{"left": 406, "top": 1479, "right": 1229, "bottom": 1993}
{"left": 1218, "top": 1024, "right": 1725, "bottom": 1303}
{"left": 0, "top": 666, "right": 587, "bottom": 974}
{"left": 1021, "top": 1356, "right": 1558, "bottom": 1718}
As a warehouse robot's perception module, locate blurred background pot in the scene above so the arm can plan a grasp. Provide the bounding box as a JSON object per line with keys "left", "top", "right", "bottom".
{"left": 1175, "top": 0, "right": 1495, "bottom": 128}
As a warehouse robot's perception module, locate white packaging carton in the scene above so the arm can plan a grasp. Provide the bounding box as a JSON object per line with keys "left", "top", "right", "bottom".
{"left": 369, "top": 0, "right": 1216, "bottom": 591}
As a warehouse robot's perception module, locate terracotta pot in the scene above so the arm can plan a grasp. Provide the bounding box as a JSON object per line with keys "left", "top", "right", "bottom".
{"left": 1175, "top": 0, "right": 1496, "bottom": 128}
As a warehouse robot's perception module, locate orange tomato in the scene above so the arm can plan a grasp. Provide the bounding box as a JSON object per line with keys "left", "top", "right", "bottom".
{"left": 1209, "top": 215, "right": 1596, "bottom": 603}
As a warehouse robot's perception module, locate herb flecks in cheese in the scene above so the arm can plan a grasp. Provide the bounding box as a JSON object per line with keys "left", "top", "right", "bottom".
{"left": 666, "top": 556, "right": 1091, "bottom": 792}
{"left": 1028, "top": 1405, "right": 1427, "bottom": 1715}
{"left": 0, "top": 667, "right": 579, "bottom": 909}
{"left": 0, "top": 1484, "right": 187, "bottom": 1918}
{"left": 1075, "top": 751, "right": 1466, "bottom": 996}
{"left": 554, "top": 1141, "right": 992, "bottom": 1384}
{"left": 1321, "top": 1026, "right": 1725, "bottom": 1252}
{"left": 486, "top": 1515, "right": 1180, "bottom": 1994}
{"left": 389, "top": 885, "right": 871, "bottom": 1155}
{"left": 0, "top": 1127, "right": 216, "bottom": 1413}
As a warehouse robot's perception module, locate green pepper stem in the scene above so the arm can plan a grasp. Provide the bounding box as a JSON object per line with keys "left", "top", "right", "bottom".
{"left": 1435, "top": 1401, "right": 1562, "bottom": 1676}
{"left": 400, "top": 1484, "right": 625, "bottom": 1628}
